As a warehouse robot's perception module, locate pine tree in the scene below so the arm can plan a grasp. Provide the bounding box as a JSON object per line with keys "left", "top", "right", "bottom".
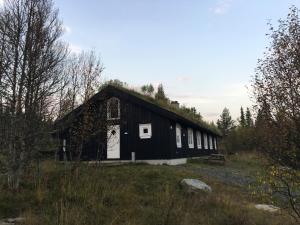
{"left": 141, "top": 85, "right": 147, "bottom": 94}
{"left": 245, "top": 107, "right": 253, "bottom": 127}
{"left": 141, "top": 84, "right": 155, "bottom": 96}
{"left": 240, "top": 107, "right": 246, "bottom": 127}
{"left": 217, "top": 107, "right": 235, "bottom": 136}
{"left": 147, "top": 84, "right": 154, "bottom": 95}
{"left": 155, "top": 84, "right": 167, "bottom": 101}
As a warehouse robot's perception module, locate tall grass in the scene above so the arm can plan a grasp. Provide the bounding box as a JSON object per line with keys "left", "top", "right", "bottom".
{"left": 0, "top": 161, "right": 297, "bottom": 225}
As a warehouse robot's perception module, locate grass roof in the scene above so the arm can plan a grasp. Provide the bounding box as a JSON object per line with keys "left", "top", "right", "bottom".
{"left": 101, "top": 84, "right": 221, "bottom": 136}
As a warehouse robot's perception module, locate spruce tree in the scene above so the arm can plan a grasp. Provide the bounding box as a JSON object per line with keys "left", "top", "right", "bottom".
{"left": 155, "top": 84, "right": 167, "bottom": 101}
{"left": 217, "top": 107, "right": 235, "bottom": 136}
{"left": 141, "top": 85, "right": 147, "bottom": 94}
{"left": 240, "top": 107, "right": 246, "bottom": 127}
{"left": 245, "top": 107, "right": 253, "bottom": 127}
{"left": 147, "top": 84, "right": 154, "bottom": 95}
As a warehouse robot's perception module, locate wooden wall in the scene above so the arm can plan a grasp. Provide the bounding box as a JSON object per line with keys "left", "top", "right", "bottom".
{"left": 55, "top": 87, "right": 219, "bottom": 161}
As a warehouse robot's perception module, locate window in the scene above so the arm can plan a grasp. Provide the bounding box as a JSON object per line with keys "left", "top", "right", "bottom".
{"left": 214, "top": 138, "right": 217, "bottom": 150}
{"left": 203, "top": 133, "right": 208, "bottom": 149}
{"left": 107, "top": 97, "right": 120, "bottom": 120}
{"left": 176, "top": 124, "right": 182, "bottom": 148}
{"left": 139, "top": 124, "right": 152, "bottom": 139}
{"left": 209, "top": 136, "right": 213, "bottom": 150}
{"left": 196, "top": 131, "right": 202, "bottom": 149}
{"left": 188, "top": 128, "right": 194, "bottom": 149}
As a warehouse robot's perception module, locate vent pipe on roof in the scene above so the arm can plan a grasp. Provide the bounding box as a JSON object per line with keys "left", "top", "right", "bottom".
{"left": 171, "top": 101, "right": 179, "bottom": 108}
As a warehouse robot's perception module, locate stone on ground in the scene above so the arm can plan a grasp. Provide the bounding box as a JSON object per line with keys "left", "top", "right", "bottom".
{"left": 181, "top": 178, "right": 212, "bottom": 193}
{"left": 0, "top": 217, "right": 25, "bottom": 225}
{"left": 254, "top": 204, "right": 280, "bottom": 213}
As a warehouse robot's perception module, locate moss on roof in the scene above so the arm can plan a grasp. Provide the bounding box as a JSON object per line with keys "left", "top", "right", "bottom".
{"left": 101, "top": 84, "right": 221, "bottom": 136}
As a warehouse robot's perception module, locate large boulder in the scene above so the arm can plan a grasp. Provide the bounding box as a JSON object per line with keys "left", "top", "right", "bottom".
{"left": 181, "top": 179, "right": 212, "bottom": 193}
{"left": 254, "top": 204, "right": 280, "bottom": 213}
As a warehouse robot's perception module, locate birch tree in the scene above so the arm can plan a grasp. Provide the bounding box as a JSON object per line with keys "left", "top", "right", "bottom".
{"left": 0, "top": 0, "right": 67, "bottom": 190}
{"left": 253, "top": 6, "right": 300, "bottom": 219}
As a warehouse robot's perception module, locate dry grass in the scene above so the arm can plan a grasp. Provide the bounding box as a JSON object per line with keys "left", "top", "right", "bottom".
{"left": 0, "top": 157, "right": 297, "bottom": 225}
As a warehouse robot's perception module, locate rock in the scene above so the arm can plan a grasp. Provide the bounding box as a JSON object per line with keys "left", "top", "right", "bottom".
{"left": 0, "top": 217, "right": 25, "bottom": 225}
{"left": 7, "top": 218, "right": 25, "bottom": 223}
{"left": 0, "top": 222, "right": 13, "bottom": 225}
{"left": 181, "top": 178, "right": 212, "bottom": 193}
{"left": 254, "top": 204, "right": 280, "bottom": 213}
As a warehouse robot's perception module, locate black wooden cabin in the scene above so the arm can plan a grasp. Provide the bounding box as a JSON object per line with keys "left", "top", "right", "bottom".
{"left": 53, "top": 85, "right": 221, "bottom": 165}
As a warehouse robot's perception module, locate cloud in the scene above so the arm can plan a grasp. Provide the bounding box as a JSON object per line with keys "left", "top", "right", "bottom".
{"left": 210, "top": 0, "right": 233, "bottom": 15}
{"left": 167, "top": 81, "right": 251, "bottom": 122}
{"left": 177, "top": 76, "right": 191, "bottom": 82}
{"left": 0, "top": 0, "right": 4, "bottom": 7}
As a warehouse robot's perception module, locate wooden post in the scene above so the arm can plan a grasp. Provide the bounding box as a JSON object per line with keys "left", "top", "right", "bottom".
{"left": 63, "top": 139, "right": 67, "bottom": 161}
{"left": 131, "top": 152, "right": 135, "bottom": 163}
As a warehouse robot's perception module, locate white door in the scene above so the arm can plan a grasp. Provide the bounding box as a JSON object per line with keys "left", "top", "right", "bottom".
{"left": 107, "top": 125, "right": 120, "bottom": 159}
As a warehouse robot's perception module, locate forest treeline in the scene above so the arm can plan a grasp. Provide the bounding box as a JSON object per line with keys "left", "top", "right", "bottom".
{"left": 216, "top": 106, "right": 255, "bottom": 153}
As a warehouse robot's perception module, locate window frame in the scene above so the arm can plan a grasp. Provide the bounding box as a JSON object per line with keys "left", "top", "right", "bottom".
{"left": 176, "top": 123, "right": 182, "bottom": 148}
{"left": 209, "top": 136, "right": 213, "bottom": 150}
{"left": 188, "top": 128, "right": 194, "bottom": 149}
{"left": 107, "top": 97, "right": 120, "bottom": 120}
{"left": 196, "top": 131, "right": 202, "bottom": 149}
{"left": 139, "top": 123, "right": 152, "bottom": 139}
{"left": 214, "top": 138, "right": 217, "bottom": 150}
{"left": 203, "top": 133, "right": 208, "bottom": 149}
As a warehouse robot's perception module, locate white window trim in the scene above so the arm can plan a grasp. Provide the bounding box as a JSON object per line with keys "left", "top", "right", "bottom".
{"left": 203, "top": 133, "right": 208, "bottom": 149}
{"left": 107, "top": 97, "right": 120, "bottom": 120}
{"left": 139, "top": 123, "right": 152, "bottom": 139}
{"left": 214, "top": 138, "right": 217, "bottom": 150}
{"left": 176, "top": 124, "right": 182, "bottom": 148}
{"left": 188, "top": 128, "right": 194, "bottom": 149}
{"left": 209, "top": 136, "right": 213, "bottom": 150}
{"left": 196, "top": 131, "right": 202, "bottom": 149}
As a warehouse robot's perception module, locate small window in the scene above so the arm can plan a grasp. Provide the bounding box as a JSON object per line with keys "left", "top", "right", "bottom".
{"left": 188, "top": 128, "right": 194, "bottom": 149}
{"left": 176, "top": 124, "right": 182, "bottom": 148}
{"left": 214, "top": 138, "right": 217, "bottom": 150}
{"left": 139, "top": 124, "right": 152, "bottom": 139}
{"left": 196, "top": 131, "right": 202, "bottom": 149}
{"left": 203, "top": 133, "right": 208, "bottom": 149}
{"left": 107, "top": 97, "right": 120, "bottom": 120}
{"left": 209, "top": 136, "right": 213, "bottom": 150}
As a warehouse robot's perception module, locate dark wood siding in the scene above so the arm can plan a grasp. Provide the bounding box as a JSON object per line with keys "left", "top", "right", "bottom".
{"left": 54, "top": 85, "right": 220, "bottom": 161}
{"left": 120, "top": 99, "right": 171, "bottom": 160}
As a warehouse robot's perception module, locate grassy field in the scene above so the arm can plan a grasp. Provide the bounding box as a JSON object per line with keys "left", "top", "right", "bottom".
{"left": 0, "top": 153, "right": 297, "bottom": 225}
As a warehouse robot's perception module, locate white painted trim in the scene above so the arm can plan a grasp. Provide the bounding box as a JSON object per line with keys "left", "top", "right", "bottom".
{"left": 203, "top": 133, "right": 208, "bottom": 149}
{"left": 209, "top": 136, "right": 213, "bottom": 150}
{"left": 196, "top": 131, "right": 202, "bottom": 149}
{"left": 139, "top": 158, "right": 187, "bottom": 165}
{"left": 89, "top": 158, "right": 187, "bottom": 165}
{"left": 176, "top": 123, "right": 182, "bottom": 148}
{"left": 107, "top": 97, "right": 120, "bottom": 120}
{"left": 139, "top": 123, "right": 152, "bottom": 139}
{"left": 188, "top": 128, "right": 194, "bottom": 149}
{"left": 214, "top": 138, "right": 217, "bottom": 150}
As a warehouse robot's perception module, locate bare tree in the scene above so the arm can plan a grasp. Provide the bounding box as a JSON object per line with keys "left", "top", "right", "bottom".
{"left": 0, "top": 0, "right": 68, "bottom": 190}
{"left": 57, "top": 50, "right": 104, "bottom": 118}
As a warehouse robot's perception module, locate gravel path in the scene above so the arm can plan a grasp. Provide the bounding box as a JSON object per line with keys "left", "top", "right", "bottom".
{"left": 178, "top": 165, "right": 256, "bottom": 187}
